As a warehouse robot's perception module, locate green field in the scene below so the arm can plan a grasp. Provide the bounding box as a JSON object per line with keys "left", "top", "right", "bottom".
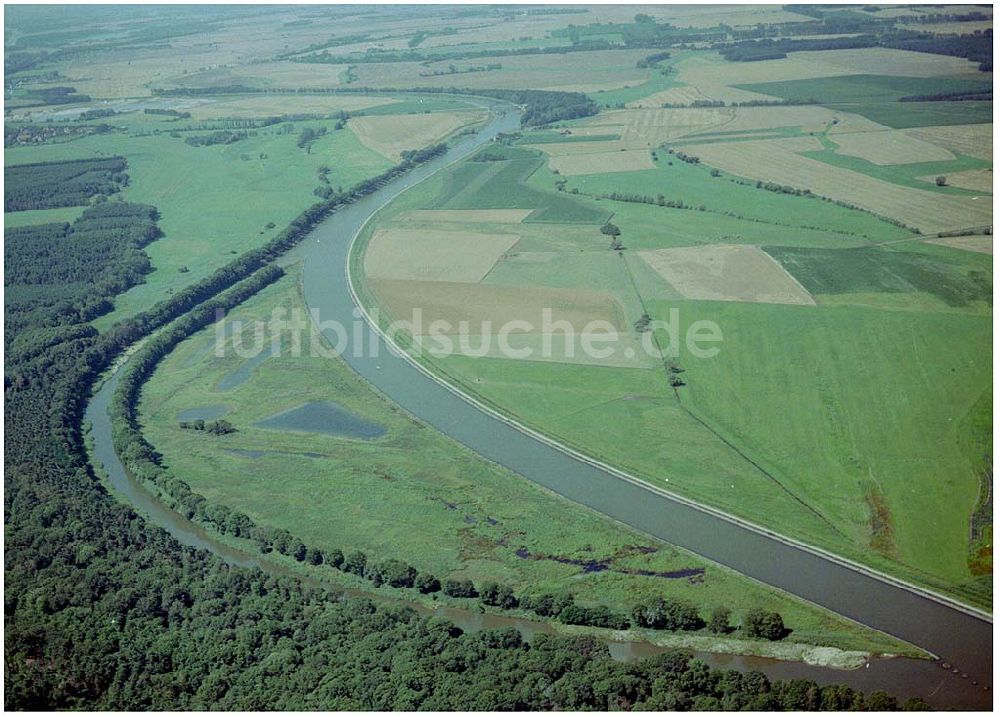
{"left": 737, "top": 74, "right": 994, "bottom": 128}
{"left": 351, "top": 132, "right": 993, "bottom": 607}
{"left": 765, "top": 244, "right": 992, "bottom": 308}
{"left": 138, "top": 268, "right": 914, "bottom": 658}
{"left": 3, "top": 205, "right": 86, "bottom": 227}
{"left": 801, "top": 146, "right": 992, "bottom": 197}
{"left": 4, "top": 111, "right": 396, "bottom": 328}
{"left": 431, "top": 147, "right": 611, "bottom": 223}
{"left": 543, "top": 148, "right": 915, "bottom": 243}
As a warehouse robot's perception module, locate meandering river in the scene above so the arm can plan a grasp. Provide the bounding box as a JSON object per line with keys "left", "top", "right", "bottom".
{"left": 86, "top": 98, "right": 990, "bottom": 708}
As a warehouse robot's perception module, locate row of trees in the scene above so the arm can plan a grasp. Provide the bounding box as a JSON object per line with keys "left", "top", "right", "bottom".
{"left": 143, "top": 107, "right": 192, "bottom": 118}
{"left": 718, "top": 35, "right": 876, "bottom": 61}
{"left": 899, "top": 89, "right": 991, "bottom": 102}
{"left": 636, "top": 50, "right": 671, "bottom": 68}
{"left": 184, "top": 130, "right": 249, "bottom": 146}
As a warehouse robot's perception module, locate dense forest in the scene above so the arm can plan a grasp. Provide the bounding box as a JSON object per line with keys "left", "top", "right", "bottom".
{"left": 4, "top": 156, "right": 129, "bottom": 211}
{"left": 4, "top": 202, "right": 162, "bottom": 344}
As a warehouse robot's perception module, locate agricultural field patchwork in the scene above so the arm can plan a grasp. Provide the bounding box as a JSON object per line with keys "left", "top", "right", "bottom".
{"left": 546, "top": 149, "right": 656, "bottom": 176}
{"left": 351, "top": 49, "right": 654, "bottom": 93}
{"left": 830, "top": 129, "right": 957, "bottom": 165}
{"left": 680, "top": 135, "right": 992, "bottom": 234}
{"left": 918, "top": 168, "right": 993, "bottom": 193}
{"left": 354, "top": 63, "right": 992, "bottom": 606}
{"left": 183, "top": 94, "right": 401, "bottom": 119}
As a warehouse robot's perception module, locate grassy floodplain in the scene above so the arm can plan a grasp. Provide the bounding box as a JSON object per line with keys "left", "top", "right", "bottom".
{"left": 4, "top": 98, "right": 495, "bottom": 327}
{"left": 4, "top": 108, "right": 397, "bottom": 327}
{"left": 137, "top": 268, "right": 916, "bottom": 661}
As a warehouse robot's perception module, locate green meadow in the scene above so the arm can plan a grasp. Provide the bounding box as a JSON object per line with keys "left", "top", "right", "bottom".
{"left": 137, "top": 269, "right": 912, "bottom": 656}
{"left": 432, "top": 147, "right": 611, "bottom": 223}
{"left": 5, "top": 110, "right": 394, "bottom": 328}
{"left": 546, "top": 152, "right": 915, "bottom": 243}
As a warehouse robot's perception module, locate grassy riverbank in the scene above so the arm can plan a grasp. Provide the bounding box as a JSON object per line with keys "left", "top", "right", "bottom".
{"left": 135, "top": 268, "right": 919, "bottom": 660}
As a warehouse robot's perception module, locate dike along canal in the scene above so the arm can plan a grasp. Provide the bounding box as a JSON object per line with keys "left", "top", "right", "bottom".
{"left": 87, "top": 97, "right": 990, "bottom": 709}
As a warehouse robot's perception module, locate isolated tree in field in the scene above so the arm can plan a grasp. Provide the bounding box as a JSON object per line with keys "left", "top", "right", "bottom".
{"left": 708, "top": 605, "right": 732, "bottom": 633}
{"left": 600, "top": 222, "right": 621, "bottom": 237}
{"left": 935, "top": 175, "right": 948, "bottom": 186}
{"left": 743, "top": 608, "right": 786, "bottom": 640}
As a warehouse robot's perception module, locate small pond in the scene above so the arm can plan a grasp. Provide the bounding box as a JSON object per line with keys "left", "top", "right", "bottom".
{"left": 254, "top": 401, "right": 386, "bottom": 440}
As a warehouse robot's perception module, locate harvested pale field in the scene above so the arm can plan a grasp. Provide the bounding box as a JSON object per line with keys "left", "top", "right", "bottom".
{"left": 364, "top": 229, "right": 519, "bottom": 283}
{"left": 906, "top": 124, "right": 993, "bottom": 161}
{"left": 925, "top": 236, "right": 993, "bottom": 255}
{"left": 833, "top": 130, "right": 956, "bottom": 165}
{"left": 370, "top": 279, "right": 627, "bottom": 333}
{"left": 919, "top": 168, "right": 993, "bottom": 193}
{"left": 163, "top": 61, "right": 349, "bottom": 91}
{"left": 353, "top": 50, "right": 650, "bottom": 92}
{"left": 825, "top": 113, "right": 899, "bottom": 136}
{"left": 698, "top": 106, "right": 829, "bottom": 135}
{"left": 638, "top": 245, "right": 816, "bottom": 306}
{"left": 562, "top": 126, "right": 626, "bottom": 138}
{"left": 548, "top": 150, "right": 656, "bottom": 176}
{"left": 349, "top": 111, "right": 486, "bottom": 161}
{"left": 583, "top": 106, "right": 884, "bottom": 144}
{"left": 667, "top": 6, "right": 816, "bottom": 28}
{"left": 628, "top": 85, "right": 709, "bottom": 108}
{"left": 619, "top": 107, "right": 733, "bottom": 143}
{"left": 871, "top": 5, "right": 989, "bottom": 18}
{"left": 574, "top": 107, "right": 734, "bottom": 145}
{"left": 528, "top": 140, "right": 634, "bottom": 156}
{"left": 186, "top": 95, "right": 398, "bottom": 119}
{"left": 683, "top": 136, "right": 994, "bottom": 234}
{"left": 401, "top": 209, "right": 533, "bottom": 224}
{"left": 675, "top": 49, "right": 986, "bottom": 98}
